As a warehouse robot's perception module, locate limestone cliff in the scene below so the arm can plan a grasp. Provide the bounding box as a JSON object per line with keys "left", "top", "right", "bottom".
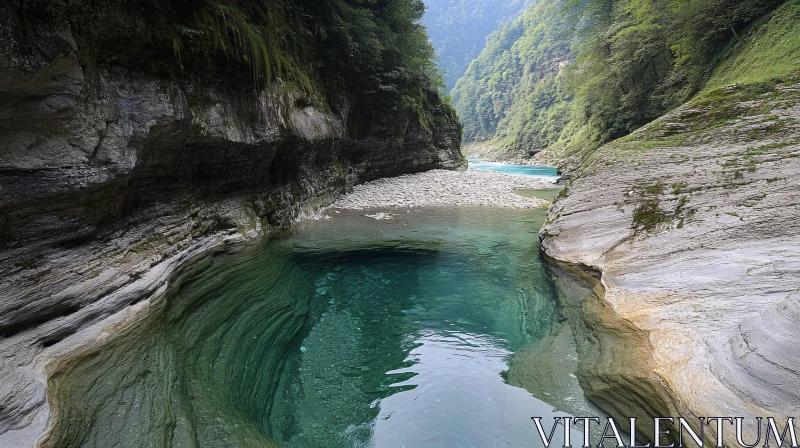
{"left": 0, "top": 2, "right": 464, "bottom": 445}
{"left": 541, "top": 73, "right": 800, "bottom": 443}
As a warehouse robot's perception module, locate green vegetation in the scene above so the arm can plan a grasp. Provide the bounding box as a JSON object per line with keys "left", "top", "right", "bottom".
{"left": 422, "top": 0, "right": 534, "bottom": 89}
{"left": 452, "top": 0, "right": 799, "bottom": 166}
{"left": 632, "top": 199, "right": 670, "bottom": 232}
{"left": 705, "top": 0, "right": 800, "bottom": 89}
{"left": 568, "top": 0, "right": 781, "bottom": 140}
{"left": 170, "top": 1, "right": 312, "bottom": 89}
{"left": 631, "top": 189, "right": 691, "bottom": 232}
{"left": 451, "top": 0, "right": 577, "bottom": 156}
{"left": 670, "top": 183, "right": 688, "bottom": 195}
{"left": 641, "top": 183, "right": 665, "bottom": 195}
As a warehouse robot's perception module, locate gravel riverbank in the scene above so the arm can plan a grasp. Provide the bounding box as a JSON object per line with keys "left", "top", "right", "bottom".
{"left": 329, "top": 169, "right": 554, "bottom": 210}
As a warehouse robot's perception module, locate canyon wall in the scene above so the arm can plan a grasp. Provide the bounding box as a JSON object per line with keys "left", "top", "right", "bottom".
{"left": 541, "top": 73, "right": 800, "bottom": 443}
{"left": 0, "top": 2, "right": 464, "bottom": 445}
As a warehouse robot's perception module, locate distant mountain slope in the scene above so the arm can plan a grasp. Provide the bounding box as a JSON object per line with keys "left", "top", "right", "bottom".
{"left": 451, "top": 0, "right": 576, "bottom": 158}
{"left": 452, "top": 0, "right": 796, "bottom": 169}
{"left": 422, "top": 0, "right": 534, "bottom": 90}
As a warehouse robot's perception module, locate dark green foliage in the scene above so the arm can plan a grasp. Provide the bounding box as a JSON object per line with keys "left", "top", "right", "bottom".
{"left": 569, "top": 0, "right": 783, "bottom": 142}
{"left": 632, "top": 199, "right": 669, "bottom": 231}
{"left": 741, "top": 80, "right": 778, "bottom": 96}
{"left": 630, "top": 186, "right": 690, "bottom": 232}
{"left": 670, "top": 182, "right": 688, "bottom": 195}
{"left": 305, "top": 0, "right": 452, "bottom": 135}
{"left": 172, "top": 1, "right": 311, "bottom": 88}
{"left": 705, "top": 0, "right": 800, "bottom": 88}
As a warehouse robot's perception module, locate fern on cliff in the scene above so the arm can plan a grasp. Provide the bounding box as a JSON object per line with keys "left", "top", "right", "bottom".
{"left": 173, "top": 1, "right": 312, "bottom": 90}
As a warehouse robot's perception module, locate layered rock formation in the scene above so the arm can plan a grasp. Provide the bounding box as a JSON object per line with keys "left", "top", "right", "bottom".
{"left": 0, "top": 3, "right": 464, "bottom": 446}
{"left": 541, "top": 74, "right": 800, "bottom": 443}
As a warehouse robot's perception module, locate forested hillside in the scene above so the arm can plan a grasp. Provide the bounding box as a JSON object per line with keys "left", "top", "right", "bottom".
{"left": 450, "top": 0, "right": 576, "bottom": 156}
{"left": 421, "top": 0, "right": 534, "bottom": 89}
{"left": 453, "top": 0, "right": 799, "bottom": 167}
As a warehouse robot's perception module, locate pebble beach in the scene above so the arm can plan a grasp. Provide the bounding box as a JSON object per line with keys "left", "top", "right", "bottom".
{"left": 329, "top": 169, "right": 554, "bottom": 210}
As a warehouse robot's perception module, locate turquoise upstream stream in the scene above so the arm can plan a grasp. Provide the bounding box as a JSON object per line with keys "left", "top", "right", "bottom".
{"left": 467, "top": 158, "right": 559, "bottom": 179}
{"left": 47, "top": 207, "right": 597, "bottom": 447}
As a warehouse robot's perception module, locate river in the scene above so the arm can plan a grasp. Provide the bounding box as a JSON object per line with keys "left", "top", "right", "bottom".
{"left": 46, "top": 193, "right": 600, "bottom": 448}
{"left": 467, "top": 158, "right": 559, "bottom": 179}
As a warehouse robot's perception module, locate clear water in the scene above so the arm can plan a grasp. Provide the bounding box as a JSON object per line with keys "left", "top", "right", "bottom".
{"left": 467, "top": 157, "right": 559, "bottom": 179}
{"left": 48, "top": 206, "right": 596, "bottom": 447}
{"left": 268, "top": 207, "right": 586, "bottom": 447}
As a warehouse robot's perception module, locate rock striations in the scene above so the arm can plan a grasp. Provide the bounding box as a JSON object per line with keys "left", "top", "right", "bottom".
{"left": 541, "top": 74, "right": 800, "bottom": 443}
{"left": 0, "top": 3, "right": 464, "bottom": 446}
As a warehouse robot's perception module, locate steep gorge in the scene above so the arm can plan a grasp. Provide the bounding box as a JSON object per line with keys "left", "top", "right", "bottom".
{"left": 0, "top": 1, "right": 463, "bottom": 445}
{"left": 3, "top": 0, "right": 800, "bottom": 445}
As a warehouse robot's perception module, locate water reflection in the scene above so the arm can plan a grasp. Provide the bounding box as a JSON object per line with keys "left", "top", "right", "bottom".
{"left": 269, "top": 207, "right": 582, "bottom": 447}
{"left": 373, "top": 330, "right": 579, "bottom": 447}
{"left": 46, "top": 207, "right": 594, "bottom": 448}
